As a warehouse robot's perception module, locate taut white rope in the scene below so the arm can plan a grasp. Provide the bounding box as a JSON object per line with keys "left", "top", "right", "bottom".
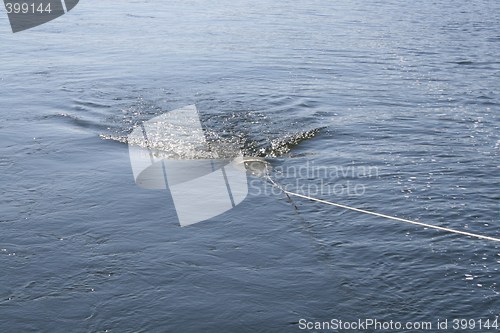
{"left": 266, "top": 177, "right": 500, "bottom": 243}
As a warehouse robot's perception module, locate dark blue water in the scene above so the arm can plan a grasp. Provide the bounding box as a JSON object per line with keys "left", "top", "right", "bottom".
{"left": 1, "top": 1, "right": 499, "bottom": 332}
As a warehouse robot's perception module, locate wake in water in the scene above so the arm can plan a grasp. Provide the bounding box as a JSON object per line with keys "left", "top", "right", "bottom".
{"left": 99, "top": 103, "right": 324, "bottom": 160}
{"left": 101, "top": 126, "right": 322, "bottom": 159}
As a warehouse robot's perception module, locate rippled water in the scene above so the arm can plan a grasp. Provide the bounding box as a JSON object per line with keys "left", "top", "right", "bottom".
{"left": 1, "top": 1, "right": 499, "bottom": 332}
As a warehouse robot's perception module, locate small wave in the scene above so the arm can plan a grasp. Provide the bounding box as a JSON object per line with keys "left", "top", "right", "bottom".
{"left": 73, "top": 99, "right": 112, "bottom": 110}
{"left": 246, "top": 127, "right": 323, "bottom": 157}
{"left": 42, "top": 113, "right": 112, "bottom": 132}
{"left": 126, "top": 13, "right": 156, "bottom": 19}
{"left": 454, "top": 60, "right": 474, "bottom": 65}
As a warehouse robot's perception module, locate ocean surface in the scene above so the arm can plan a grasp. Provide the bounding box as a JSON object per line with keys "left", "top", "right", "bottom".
{"left": 1, "top": 1, "right": 499, "bottom": 332}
